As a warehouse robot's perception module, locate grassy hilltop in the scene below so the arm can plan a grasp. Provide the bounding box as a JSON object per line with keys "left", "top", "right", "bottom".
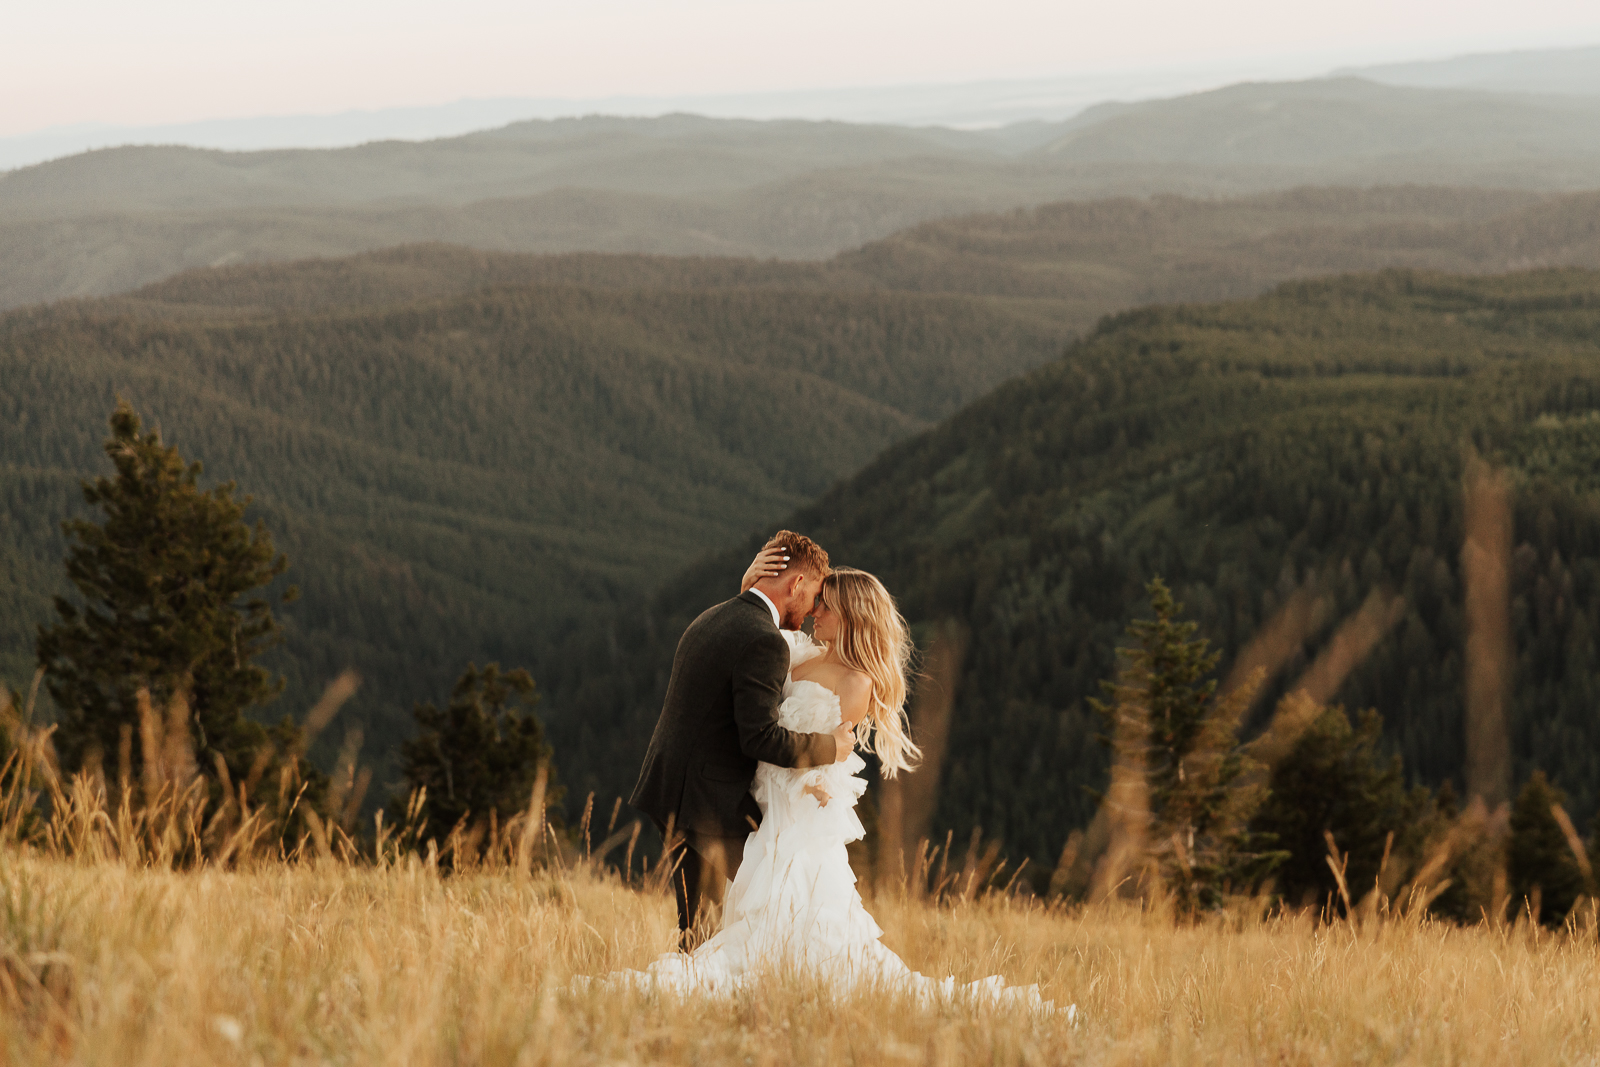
{"left": 0, "top": 845, "right": 1596, "bottom": 1064}
{"left": 0, "top": 768, "right": 1593, "bottom": 1064}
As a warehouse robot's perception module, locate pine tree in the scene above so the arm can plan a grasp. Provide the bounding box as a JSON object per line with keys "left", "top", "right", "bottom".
{"left": 1091, "top": 577, "right": 1282, "bottom": 912}
{"left": 1249, "top": 706, "right": 1435, "bottom": 909}
{"left": 36, "top": 402, "right": 299, "bottom": 783}
{"left": 1508, "top": 771, "right": 1589, "bottom": 927}
{"left": 397, "top": 663, "right": 563, "bottom": 854}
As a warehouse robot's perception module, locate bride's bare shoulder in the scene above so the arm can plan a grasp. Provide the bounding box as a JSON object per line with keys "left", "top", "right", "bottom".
{"left": 833, "top": 669, "right": 871, "bottom": 724}
{"left": 835, "top": 667, "right": 870, "bottom": 695}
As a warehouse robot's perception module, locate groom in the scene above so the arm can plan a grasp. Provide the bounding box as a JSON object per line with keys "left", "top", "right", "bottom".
{"left": 630, "top": 530, "right": 853, "bottom": 952}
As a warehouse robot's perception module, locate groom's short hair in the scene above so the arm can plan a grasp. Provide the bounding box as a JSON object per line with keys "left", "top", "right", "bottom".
{"left": 764, "top": 530, "right": 830, "bottom": 579}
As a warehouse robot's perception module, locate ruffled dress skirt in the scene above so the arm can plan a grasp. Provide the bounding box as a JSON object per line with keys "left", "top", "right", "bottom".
{"left": 603, "top": 637, "right": 1060, "bottom": 1012}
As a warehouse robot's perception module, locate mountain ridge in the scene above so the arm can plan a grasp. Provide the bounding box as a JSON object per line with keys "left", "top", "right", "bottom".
{"left": 9, "top": 77, "right": 1600, "bottom": 312}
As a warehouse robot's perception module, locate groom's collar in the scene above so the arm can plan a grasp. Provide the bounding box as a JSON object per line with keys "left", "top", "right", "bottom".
{"left": 747, "top": 587, "right": 781, "bottom": 629}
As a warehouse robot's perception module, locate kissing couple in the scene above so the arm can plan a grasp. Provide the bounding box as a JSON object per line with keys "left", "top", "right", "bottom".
{"left": 620, "top": 530, "right": 1052, "bottom": 1007}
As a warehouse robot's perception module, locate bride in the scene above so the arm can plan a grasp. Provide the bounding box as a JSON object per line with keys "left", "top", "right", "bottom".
{"left": 617, "top": 552, "right": 1055, "bottom": 1009}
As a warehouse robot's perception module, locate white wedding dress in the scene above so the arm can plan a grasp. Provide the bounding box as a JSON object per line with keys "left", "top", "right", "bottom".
{"left": 608, "top": 633, "right": 1061, "bottom": 1012}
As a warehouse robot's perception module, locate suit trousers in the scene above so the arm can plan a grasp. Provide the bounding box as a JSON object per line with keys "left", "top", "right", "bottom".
{"left": 667, "top": 829, "right": 747, "bottom": 952}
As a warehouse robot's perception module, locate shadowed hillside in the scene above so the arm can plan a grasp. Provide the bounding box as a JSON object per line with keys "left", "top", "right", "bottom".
{"left": 557, "top": 269, "right": 1600, "bottom": 871}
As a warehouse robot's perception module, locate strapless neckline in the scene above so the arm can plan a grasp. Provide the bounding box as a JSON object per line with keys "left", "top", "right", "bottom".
{"left": 788, "top": 677, "right": 836, "bottom": 699}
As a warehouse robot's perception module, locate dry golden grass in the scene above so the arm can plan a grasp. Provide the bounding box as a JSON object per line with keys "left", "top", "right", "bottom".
{"left": 1, "top": 851, "right": 1597, "bottom": 1066}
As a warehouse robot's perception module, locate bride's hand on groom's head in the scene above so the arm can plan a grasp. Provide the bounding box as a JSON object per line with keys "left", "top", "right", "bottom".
{"left": 740, "top": 546, "right": 789, "bottom": 593}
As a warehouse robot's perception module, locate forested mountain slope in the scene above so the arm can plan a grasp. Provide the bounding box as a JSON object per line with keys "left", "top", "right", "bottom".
{"left": 9, "top": 78, "right": 1600, "bottom": 310}
{"left": 116, "top": 185, "right": 1600, "bottom": 322}
{"left": 554, "top": 269, "right": 1600, "bottom": 872}
{"left": 0, "top": 282, "right": 1066, "bottom": 782}
{"left": 831, "top": 186, "right": 1600, "bottom": 302}
{"left": 9, "top": 189, "right": 1600, "bottom": 806}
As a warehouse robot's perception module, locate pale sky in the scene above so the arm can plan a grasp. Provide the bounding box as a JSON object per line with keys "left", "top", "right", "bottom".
{"left": 7, "top": 0, "right": 1600, "bottom": 137}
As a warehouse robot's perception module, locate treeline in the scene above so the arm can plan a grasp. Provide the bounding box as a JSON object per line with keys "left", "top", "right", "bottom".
{"left": 544, "top": 268, "right": 1600, "bottom": 898}
{"left": 1044, "top": 575, "right": 1593, "bottom": 922}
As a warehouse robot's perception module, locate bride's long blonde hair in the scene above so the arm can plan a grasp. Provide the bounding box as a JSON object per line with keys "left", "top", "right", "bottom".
{"left": 818, "top": 567, "right": 921, "bottom": 778}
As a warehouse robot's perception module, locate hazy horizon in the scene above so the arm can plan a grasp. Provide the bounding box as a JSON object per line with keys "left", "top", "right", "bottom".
{"left": 6, "top": 40, "right": 1600, "bottom": 173}
{"left": 8, "top": 0, "right": 1600, "bottom": 145}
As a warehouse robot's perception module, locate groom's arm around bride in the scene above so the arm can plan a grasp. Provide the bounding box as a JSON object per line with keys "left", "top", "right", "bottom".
{"left": 629, "top": 531, "right": 850, "bottom": 951}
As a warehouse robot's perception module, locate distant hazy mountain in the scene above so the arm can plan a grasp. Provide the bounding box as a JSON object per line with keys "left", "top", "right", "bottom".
{"left": 6, "top": 78, "right": 1600, "bottom": 313}
{"left": 1344, "top": 45, "right": 1600, "bottom": 96}
{"left": 8, "top": 45, "right": 1597, "bottom": 173}
{"left": 0, "top": 61, "right": 1331, "bottom": 172}
{"left": 0, "top": 116, "right": 1021, "bottom": 217}
{"left": 1042, "top": 78, "right": 1600, "bottom": 168}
